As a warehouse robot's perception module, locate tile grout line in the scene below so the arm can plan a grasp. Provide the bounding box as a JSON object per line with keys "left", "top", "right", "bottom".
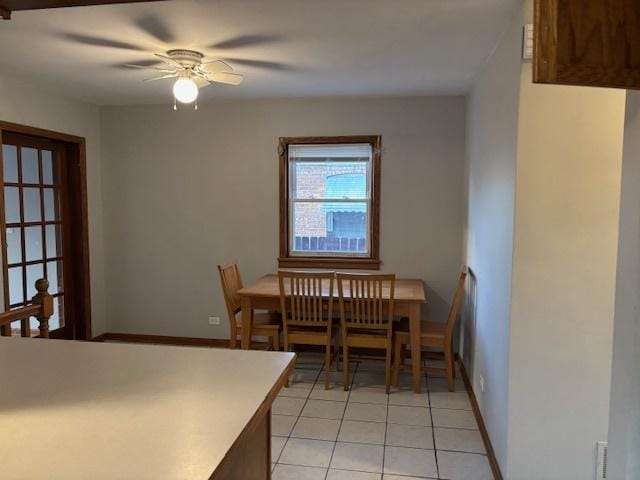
{"left": 382, "top": 379, "right": 390, "bottom": 479}
{"left": 275, "top": 358, "right": 487, "bottom": 479}
{"left": 278, "top": 414, "right": 479, "bottom": 430}
{"left": 426, "top": 365, "right": 443, "bottom": 479}
{"left": 277, "top": 462, "right": 438, "bottom": 479}
{"left": 323, "top": 360, "right": 359, "bottom": 480}
{"left": 279, "top": 397, "right": 475, "bottom": 413}
{"left": 279, "top": 358, "right": 486, "bottom": 475}
{"left": 274, "top": 364, "right": 323, "bottom": 466}
{"left": 279, "top": 435, "right": 485, "bottom": 457}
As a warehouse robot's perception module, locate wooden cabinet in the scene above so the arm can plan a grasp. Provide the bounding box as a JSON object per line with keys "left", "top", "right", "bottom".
{"left": 534, "top": 0, "right": 640, "bottom": 90}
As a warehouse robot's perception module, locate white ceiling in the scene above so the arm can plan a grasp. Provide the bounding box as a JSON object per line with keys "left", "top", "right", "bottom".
{"left": 0, "top": 0, "right": 518, "bottom": 105}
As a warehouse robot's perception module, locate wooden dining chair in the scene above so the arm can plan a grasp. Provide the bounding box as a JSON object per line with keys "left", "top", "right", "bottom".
{"left": 393, "top": 268, "right": 468, "bottom": 392}
{"left": 337, "top": 273, "right": 396, "bottom": 393}
{"left": 218, "top": 261, "right": 281, "bottom": 350}
{"left": 278, "top": 271, "right": 339, "bottom": 389}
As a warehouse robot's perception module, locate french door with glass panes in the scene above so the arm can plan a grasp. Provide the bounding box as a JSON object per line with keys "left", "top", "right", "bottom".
{"left": 1, "top": 133, "right": 71, "bottom": 338}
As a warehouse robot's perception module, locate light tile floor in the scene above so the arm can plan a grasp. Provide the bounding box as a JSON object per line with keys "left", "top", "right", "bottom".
{"left": 271, "top": 356, "right": 493, "bottom": 480}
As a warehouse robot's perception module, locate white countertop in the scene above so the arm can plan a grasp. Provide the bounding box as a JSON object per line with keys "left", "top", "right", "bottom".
{"left": 0, "top": 338, "right": 295, "bottom": 480}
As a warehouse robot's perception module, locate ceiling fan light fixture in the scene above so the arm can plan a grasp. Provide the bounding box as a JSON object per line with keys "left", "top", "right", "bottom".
{"left": 127, "top": 49, "right": 244, "bottom": 109}
{"left": 173, "top": 77, "right": 198, "bottom": 104}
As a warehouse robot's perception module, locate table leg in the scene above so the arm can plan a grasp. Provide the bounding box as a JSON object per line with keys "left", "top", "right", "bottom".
{"left": 241, "top": 296, "right": 254, "bottom": 350}
{"left": 409, "top": 303, "right": 422, "bottom": 393}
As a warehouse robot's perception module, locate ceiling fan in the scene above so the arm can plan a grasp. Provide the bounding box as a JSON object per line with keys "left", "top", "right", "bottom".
{"left": 55, "top": 12, "right": 293, "bottom": 108}
{"left": 128, "top": 49, "right": 243, "bottom": 109}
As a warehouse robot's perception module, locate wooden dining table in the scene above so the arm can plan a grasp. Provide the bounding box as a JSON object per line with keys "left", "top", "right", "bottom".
{"left": 237, "top": 273, "right": 427, "bottom": 392}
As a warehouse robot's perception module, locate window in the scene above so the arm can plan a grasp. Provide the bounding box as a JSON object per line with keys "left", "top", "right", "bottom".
{"left": 279, "top": 136, "right": 381, "bottom": 269}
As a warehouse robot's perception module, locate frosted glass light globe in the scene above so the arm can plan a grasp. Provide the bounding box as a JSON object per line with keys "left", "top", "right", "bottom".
{"left": 173, "top": 77, "right": 198, "bottom": 104}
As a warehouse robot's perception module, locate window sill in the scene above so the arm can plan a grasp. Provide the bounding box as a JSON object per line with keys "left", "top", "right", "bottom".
{"left": 278, "top": 256, "right": 381, "bottom": 270}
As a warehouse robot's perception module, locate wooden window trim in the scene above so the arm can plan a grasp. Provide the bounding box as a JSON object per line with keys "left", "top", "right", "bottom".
{"left": 278, "top": 135, "right": 381, "bottom": 270}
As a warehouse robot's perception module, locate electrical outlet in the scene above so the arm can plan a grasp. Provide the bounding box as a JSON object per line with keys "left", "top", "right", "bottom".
{"left": 208, "top": 316, "right": 220, "bottom": 326}
{"left": 479, "top": 375, "right": 486, "bottom": 393}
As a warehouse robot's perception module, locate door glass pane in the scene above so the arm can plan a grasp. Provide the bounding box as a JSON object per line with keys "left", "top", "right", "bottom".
{"left": 43, "top": 188, "right": 60, "bottom": 221}
{"left": 6, "top": 227, "right": 21, "bottom": 264}
{"left": 42, "top": 151, "right": 57, "bottom": 185}
{"left": 8, "top": 267, "right": 23, "bottom": 305}
{"left": 28, "top": 316, "right": 39, "bottom": 331}
{"left": 3, "top": 141, "right": 68, "bottom": 334}
{"left": 23, "top": 188, "right": 41, "bottom": 222}
{"left": 3, "top": 145, "right": 18, "bottom": 182}
{"left": 26, "top": 263, "right": 43, "bottom": 299}
{"left": 46, "top": 260, "right": 63, "bottom": 295}
{"left": 48, "top": 297, "right": 60, "bottom": 330}
{"left": 45, "top": 224, "right": 61, "bottom": 258}
{"left": 24, "top": 226, "right": 43, "bottom": 262}
{"left": 49, "top": 296, "right": 64, "bottom": 330}
{"left": 9, "top": 320, "right": 21, "bottom": 335}
{"left": 21, "top": 147, "right": 39, "bottom": 184}
{"left": 4, "top": 187, "right": 20, "bottom": 223}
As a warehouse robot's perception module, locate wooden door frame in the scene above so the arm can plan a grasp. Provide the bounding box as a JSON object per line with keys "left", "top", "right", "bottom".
{"left": 0, "top": 121, "right": 92, "bottom": 340}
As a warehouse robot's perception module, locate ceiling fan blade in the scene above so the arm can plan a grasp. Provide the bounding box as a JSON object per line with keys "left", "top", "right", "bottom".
{"left": 192, "top": 76, "right": 210, "bottom": 88}
{"left": 153, "top": 53, "right": 183, "bottom": 68}
{"left": 125, "top": 64, "right": 175, "bottom": 73}
{"left": 224, "top": 58, "right": 292, "bottom": 72}
{"left": 143, "top": 72, "right": 177, "bottom": 82}
{"left": 208, "top": 71, "right": 244, "bottom": 86}
{"left": 201, "top": 60, "right": 233, "bottom": 74}
{"left": 134, "top": 13, "right": 175, "bottom": 43}
{"left": 118, "top": 58, "right": 161, "bottom": 67}
{"left": 59, "top": 32, "right": 142, "bottom": 51}
{"left": 208, "top": 34, "right": 281, "bottom": 50}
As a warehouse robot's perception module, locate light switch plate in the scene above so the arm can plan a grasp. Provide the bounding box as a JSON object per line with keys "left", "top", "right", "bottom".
{"left": 596, "top": 441, "right": 608, "bottom": 479}
{"left": 523, "top": 24, "right": 534, "bottom": 60}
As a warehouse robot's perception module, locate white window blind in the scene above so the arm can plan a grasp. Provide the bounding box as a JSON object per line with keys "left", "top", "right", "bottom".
{"left": 289, "top": 143, "right": 372, "bottom": 160}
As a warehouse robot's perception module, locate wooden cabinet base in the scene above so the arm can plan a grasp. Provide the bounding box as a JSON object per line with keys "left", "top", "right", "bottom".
{"left": 211, "top": 409, "right": 271, "bottom": 479}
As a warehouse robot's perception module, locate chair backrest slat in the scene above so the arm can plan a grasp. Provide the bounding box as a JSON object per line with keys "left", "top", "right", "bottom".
{"left": 337, "top": 273, "right": 395, "bottom": 331}
{"left": 278, "top": 271, "right": 334, "bottom": 330}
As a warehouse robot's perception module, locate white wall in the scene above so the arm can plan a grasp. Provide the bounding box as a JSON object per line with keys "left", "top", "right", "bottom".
{"left": 0, "top": 73, "right": 107, "bottom": 336}
{"left": 607, "top": 90, "right": 640, "bottom": 480}
{"left": 464, "top": 2, "right": 627, "bottom": 477}
{"left": 506, "top": 66, "right": 625, "bottom": 479}
{"left": 463, "top": 5, "right": 522, "bottom": 471}
{"left": 100, "top": 96, "right": 466, "bottom": 338}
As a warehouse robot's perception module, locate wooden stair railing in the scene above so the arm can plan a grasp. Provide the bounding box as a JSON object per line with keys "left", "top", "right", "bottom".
{"left": 0, "top": 279, "right": 54, "bottom": 338}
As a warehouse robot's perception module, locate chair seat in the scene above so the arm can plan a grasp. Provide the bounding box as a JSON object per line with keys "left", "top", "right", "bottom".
{"left": 236, "top": 312, "right": 281, "bottom": 331}
{"left": 348, "top": 331, "right": 388, "bottom": 340}
{"left": 287, "top": 325, "right": 338, "bottom": 335}
{"left": 396, "top": 321, "right": 446, "bottom": 343}
{"left": 345, "top": 330, "right": 389, "bottom": 349}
